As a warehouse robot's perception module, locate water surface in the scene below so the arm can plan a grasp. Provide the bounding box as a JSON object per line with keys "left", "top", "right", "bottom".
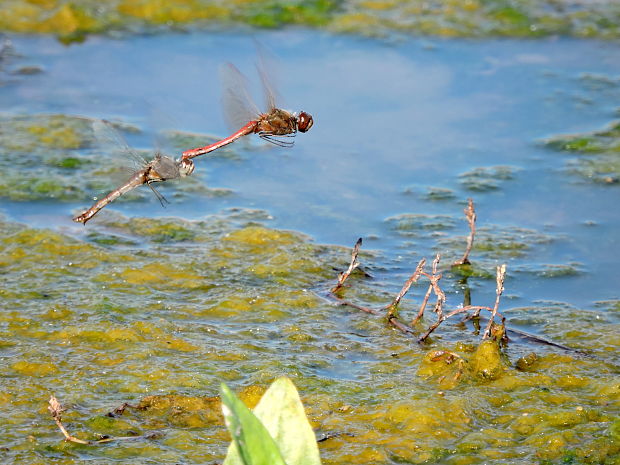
{"left": 0, "top": 31, "right": 619, "bottom": 464}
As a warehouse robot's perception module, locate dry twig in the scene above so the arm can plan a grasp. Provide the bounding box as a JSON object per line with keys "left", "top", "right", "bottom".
{"left": 327, "top": 201, "right": 511, "bottom": 344}
{"left": 330, "top": 238, "right": 363, "bottom": 294}
{"left": 406, "top": 256, "right": 509, "bottom": 343}
{"left": 384, "top": 258, "right": 426, "bottom": 334}
{"left": 483, "top": 264, "right": 507, "bottom": 339}
{"left": 453, "top": 198, "right": 476, "bottom": 266}
{"left": 329, "top": 239, "right": 421, "bottom": 335}
{"left": 412, "top": 254, "right": 443, "bottom": 324}
{"left": 385, "top": 258, "right": 426, "bottom": 311}
{"left": 417, "top": 305, "right": 500, "bottom": 342}
{"left": 48, "top": 395, "right": 90, "bottom": 445}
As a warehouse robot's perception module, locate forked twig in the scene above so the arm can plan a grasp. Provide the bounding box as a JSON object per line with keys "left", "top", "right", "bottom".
{"left": 330, "top": 238, "right": 363, "bottom": 294}
{"left": 453, "top": 198, "right": 476, "bottom": 266}
{"left": 329, "top": 238, "right": 509, "bottom": 341}
{"left": 412, "top": 254, "right": 442, "bottom": 325}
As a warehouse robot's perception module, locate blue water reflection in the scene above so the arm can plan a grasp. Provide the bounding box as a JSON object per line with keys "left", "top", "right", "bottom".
{"left": 1, "top": 31, "right": 619, "bottom": 310}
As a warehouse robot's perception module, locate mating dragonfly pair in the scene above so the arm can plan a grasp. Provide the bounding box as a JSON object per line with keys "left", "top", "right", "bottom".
{"left": 73, "top": 63, "right": 313, "bottom": 224}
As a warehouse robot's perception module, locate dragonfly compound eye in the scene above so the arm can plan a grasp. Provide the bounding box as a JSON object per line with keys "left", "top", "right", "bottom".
{"left": 297, "top": 111, "right": 313, "bottom": 133}
{"left": 180, "top": 159, "right": 195, "bottom": 176}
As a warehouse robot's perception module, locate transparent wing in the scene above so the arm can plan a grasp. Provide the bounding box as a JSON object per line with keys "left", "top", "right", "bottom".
{"left": 90, "top": 119, "right": 162, "bottom": 205}
{"left": 255, "top": 41, "right": 283, "bottom": 112}
{"left": 219, "top": 63, "right": 260, "bottom": 134}
{"left": 92, "top": 119, "right": 148, "bottom": 172}
{"left": 143, "top": 104, "right": 178, "bottom": 160}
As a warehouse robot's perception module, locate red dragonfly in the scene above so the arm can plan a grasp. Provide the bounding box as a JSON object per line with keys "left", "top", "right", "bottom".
{"left": 181, "top": 61, "right": 313, "bottom": 160}
{"left": 74, "top": 121, "right": 195, "bottom": 224}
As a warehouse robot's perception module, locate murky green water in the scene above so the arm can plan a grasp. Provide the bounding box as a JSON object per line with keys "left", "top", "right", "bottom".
{"left": 0, "top": 31, "right": 619, "bottom": 464}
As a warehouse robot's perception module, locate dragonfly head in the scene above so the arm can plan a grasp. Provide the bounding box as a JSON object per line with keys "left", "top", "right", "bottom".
{"left": 178, "top": 158, "right": 195, "bottom": 177}
{"left": 297, "top": 111, "right": 313, "bottom": 133}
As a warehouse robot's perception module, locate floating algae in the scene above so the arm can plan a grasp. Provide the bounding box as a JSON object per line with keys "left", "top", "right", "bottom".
{"left": 0, "top": 113, "right": 234, "bottom": 202}
{"left": 2, "top": 211, "right": 618, "bottom": 463}
{"left": 2, "top": 0, "right": 620, "bottom": 42}
{"left": 545, "top": 119, "right": 620, "bottom": 185}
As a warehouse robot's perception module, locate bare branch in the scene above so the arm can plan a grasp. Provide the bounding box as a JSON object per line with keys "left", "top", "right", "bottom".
{"left": 330, "top": 238, "right": 363, "bottom": 294}
{"left": 412, "top": 282, "right": 434, "bottom": 326}
{"left": 412, "top": 254, "right": 443, "bottom": 325}
{"left": 453, "top": 198, "right": 476, "bottom": 266}
{"left": 385, "top": 258, "right": 426, "bottom": 311}
{"left": 483, "top": 264, "right": 507, "bottom": 339}
{"left": 335, "top": 296, "right": 417, "bottom": 335}
{"left": 329, "top": 240, "right": 420, "bottom": 336}
{"left": 326, "top": 204, "right": 511, "bottom": 345}
{"left": 430, "top": 257, "right": 446, "bottom": 318}
{"left": 382, "top": 258, "right": 426, "bottom": 336}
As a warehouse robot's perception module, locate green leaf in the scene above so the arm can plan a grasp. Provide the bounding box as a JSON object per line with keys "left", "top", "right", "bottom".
{"left": 220, "top": 383, "right": 287, "bottom": 465}
{"left": 223, "top": 377, "right": 322, "bottom": 465}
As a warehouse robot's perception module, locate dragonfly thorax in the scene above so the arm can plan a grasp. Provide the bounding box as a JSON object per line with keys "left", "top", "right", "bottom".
{"left": 257, "top": 108, "right": 298, "bottom": 136}
{"left": 148, "top": 154, "right": 193, "bottom": 182}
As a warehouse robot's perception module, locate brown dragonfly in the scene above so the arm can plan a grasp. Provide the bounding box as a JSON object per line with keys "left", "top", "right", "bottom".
{"left": 73, "top": 121, "right": 195, "bottom": 224}
{"left": 181, "top": 60, "right": 313, "bottom": 160}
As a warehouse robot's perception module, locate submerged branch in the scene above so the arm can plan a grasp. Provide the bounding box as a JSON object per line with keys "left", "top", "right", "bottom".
{"left": 333, "top": 297, "right": 380, "bottom": 315}
{"left": 48, "top": 395, "right": 160, "bottom": 445}
{"left": 388, "top": 317, "right": 417, "bottom": 335}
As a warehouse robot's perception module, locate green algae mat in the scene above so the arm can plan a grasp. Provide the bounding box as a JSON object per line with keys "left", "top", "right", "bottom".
{"left": 2, "top": 0, "right": 620, "bottom": 42}
{"left": 1, "top": 210, "right": 619, "bottom": 464}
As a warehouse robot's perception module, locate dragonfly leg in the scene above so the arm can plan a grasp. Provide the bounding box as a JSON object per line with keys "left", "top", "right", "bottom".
{"left": 147, "top": 181, "right": 170, "bottom": 207}
{"left": 258, "top": 132, "right": 296, "bottom": 147}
